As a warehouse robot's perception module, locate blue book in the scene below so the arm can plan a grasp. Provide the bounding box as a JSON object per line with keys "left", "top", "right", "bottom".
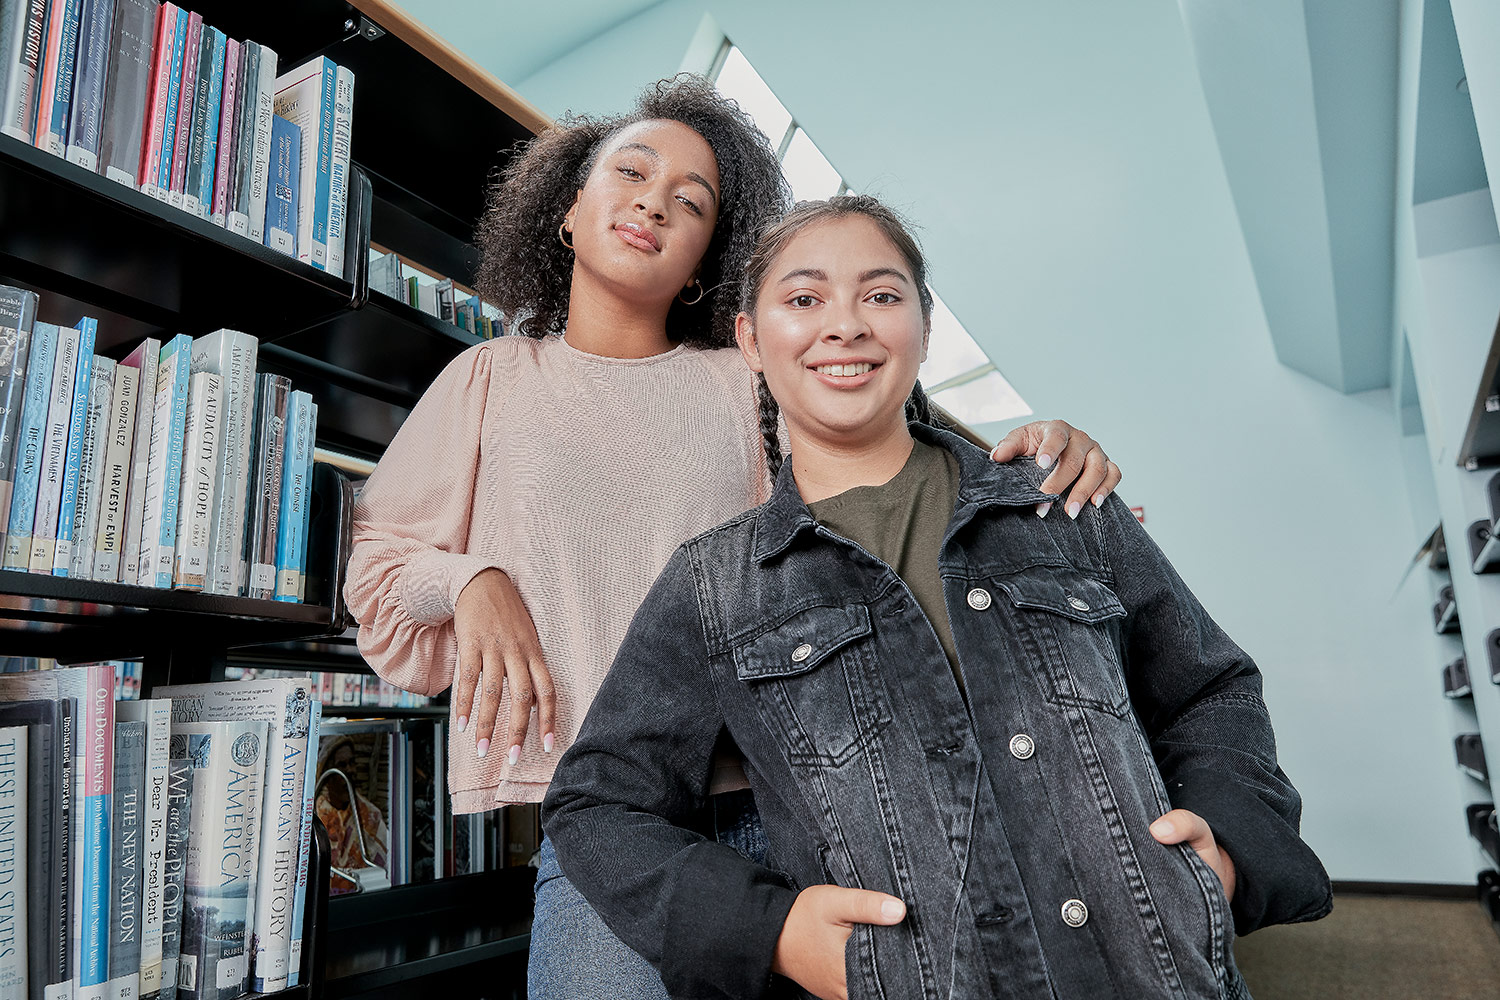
{"left": 33, "top": 0, "right": 83, "bottom": 155}
{"left": 140, "top": 334, "right": 191, "bottom": 588}
{"left": 263, "top": 114, "right": 299, "bottom": 258}
{"left": 63, "top": 0, "right": 118, "bottom": 172}
{"left": 286, "top": 696, "right": 320, "bottom": 987}
{"left": 3, "top": 321, "right": 57, "bottom": 570}
{"left": 52, "top": 316, "right": 96, "bottom": 576}
{"left": 79, "top": 665, "right": 115, "bottom": 996}
{"left": 155, "top": 9, "right": 187, "bottom": 198}
{"left": 186, "top": 26, "right": 225, "bottom": 218}
{"left": 273, "top": 390, "right": 309, "bottom": 602}
{"left": 293, "top": 402, "right": 316, "bottom": 599}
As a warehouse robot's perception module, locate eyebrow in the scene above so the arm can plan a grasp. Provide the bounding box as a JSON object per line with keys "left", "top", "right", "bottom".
{"left": 613, "top": 142, "right": 719, "bottom": 206}
{"left": 776, "top": 267, "right": 912, "bottom": 285}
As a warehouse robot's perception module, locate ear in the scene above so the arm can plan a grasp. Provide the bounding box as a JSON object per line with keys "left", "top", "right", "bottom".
{"left": 921, "top": 319, "right": 930, "bottom": 364}
{"left": 563, "top": 190, "right": 581, "bottom": 233}
{"left": 735, "top": 313, "right": 763, "bottom": 373}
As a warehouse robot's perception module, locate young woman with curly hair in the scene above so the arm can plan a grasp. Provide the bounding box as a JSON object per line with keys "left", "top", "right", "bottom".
{"left": 344, "top": 75, "right": 1123, "bottom": 998}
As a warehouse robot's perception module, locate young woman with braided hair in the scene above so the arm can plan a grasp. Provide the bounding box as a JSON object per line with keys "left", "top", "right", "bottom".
{"left": 344, "top": 77, "right": 1124, "bottom": 998}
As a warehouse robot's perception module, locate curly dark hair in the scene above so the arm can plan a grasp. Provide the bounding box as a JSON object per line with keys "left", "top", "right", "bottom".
{"left": 475, "top": 74, "right": 790, "bottom": 347}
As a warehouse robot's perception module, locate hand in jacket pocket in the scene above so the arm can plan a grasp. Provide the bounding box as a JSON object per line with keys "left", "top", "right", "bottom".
{"left": 1151, "top": 808, "right": 1237, "bottom": 902}
{"left": 773, "top": 885, "right": 907, "bottom": 1000}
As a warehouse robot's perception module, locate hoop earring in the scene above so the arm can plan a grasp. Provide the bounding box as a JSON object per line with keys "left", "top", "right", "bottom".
{"left": 558, "top": 222, "right": 574, "bottom": 251}
{"left": 678, "top": 280, "right": 705, "bottom": 305}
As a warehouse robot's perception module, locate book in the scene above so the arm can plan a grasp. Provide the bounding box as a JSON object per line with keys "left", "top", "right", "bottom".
{"left": 182, "top": 25, "right": 222, "bottom": 220}
{"left": 0, "top": 286, "right": 36, "bottom": 540}
{"left": 273, "top": 392, "right": 310, "bottom": 602}
{"left": 273, "top": 57, "right": 336, "bottom": 270}
{"left": 188, "top": 331, "right": 256, "bottom": 596}
{"left": 0, "top": 0, "right": 46, "bottom": 142}
{"left": 78, "top": 669, "right": 114, "bottom": 1000}
{"left": 208, "top": 38, "right": 238, "bottom": 227}
{"left": 1, "top": 317, "right": 50, "bottom": 572}
{"left": 92, "top": 364, "right": 139, "bottom": 583}
{"left": 138, "top": 334, "right": 190, "bottom": 588}
{"left": 52, "top": 317, "right": 97, "bottom": 576}
{"left": 284, "top": 697, "right": 319, "bottom": 987}
{"left": 150, "top": 6, "right": 184, "bottom": 201}
{"left": 263, "top": 114, "right": 297, "bottom": 258}
{"left": 325, "top": 64, "right": 354, "bottom": 279}
{"left": 68, "top": 356, "right": 114, "bottom": 580}
{"left": 97, "top": 0, "right": 158, "bottom": 187}
{"left": 165, "top": 9, "right": 198, "bottom": 209}
{"left": 293, "top": 404, "right": 315, "bottom": 602}
{"left": 243, "top": 374, "right": 287, "bottom": 600}
{"left": 168, "top": 720, "right": 265, "bottom": 1000}
{"left": 32, "top": 0, "right": 81, "bottom": 155}
{"left": 118, "top": 338, "right": 159, "bottom": 585}
{"left": 106, "top": 720, "right": 144, "bottom": 1000}
{"left": 0, "top": 699, "right": 60, "bottom": 1000}
{"left": 136, "top": 3, "right": 174, "bottom": 199}
{"left": 244, "top": 44, "right": 275, "bottom": 244}
{"left": 156, "top": 680, "right": 312, "bottom": 994}
{"left": 156, "top": 758, "right": 190, "bottom": 1000}
{"left": 224, "top": 39, "right": 255, "bottom": 236}
{"left": 114, "top": 700, "right": 167, "bottom": 1000}
{"left": 368, "top": 253, "right": 400, "bottom": 299}
{"left": 63, "top": 0, "right": 118, "bottom": 171}
{"left": 0, "top": 724, "right": 27, "bottom": 1000}
{"left": 171, "top": 371, "right": 219, "bottom": 590}
{"left": 28, "top": 323, "right": 80, "bottom": 574}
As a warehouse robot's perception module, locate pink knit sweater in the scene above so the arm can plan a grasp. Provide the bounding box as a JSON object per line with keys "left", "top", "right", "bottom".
{"left": 344, "top": 335, "right": 769, "bottom": 812}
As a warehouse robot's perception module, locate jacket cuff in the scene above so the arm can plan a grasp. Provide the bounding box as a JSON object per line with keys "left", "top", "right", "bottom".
{"left": 1167, "top": 768, "right": 1332, "bottom": 936}
{"left": 399, "top": 550, "right": 504, "bottom": 625}
{"left": 663, "top": 842, "right": 799, "bottom": 1000}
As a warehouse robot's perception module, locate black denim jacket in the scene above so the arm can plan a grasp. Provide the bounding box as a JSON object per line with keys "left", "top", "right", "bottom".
{"left": 543, "top": 424, "right": 1332, "bottom": 1000}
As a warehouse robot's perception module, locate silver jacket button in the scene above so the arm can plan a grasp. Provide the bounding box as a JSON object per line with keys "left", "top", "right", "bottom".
{"left": 1009, "top": 734, "right": 1035, "bottom": 760}
{"left": 791, "top": 643, "right": 813, "bottom": 663}
{"left": 1061, "top": 899, "right": 1089, "bottom": 927}
{"left": 967, "top": 588, "right": 992, "bottom": 611}
{"left": 1067, "top": 595, "right": 1091, "bottom": 612}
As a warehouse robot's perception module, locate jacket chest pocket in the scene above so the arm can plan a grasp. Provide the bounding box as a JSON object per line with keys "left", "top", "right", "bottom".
{"left": 993, "top": 568, "right": 1131, "bottom": 718}
{"left": 733, "top": 604, "right": 890, "bottom": 768}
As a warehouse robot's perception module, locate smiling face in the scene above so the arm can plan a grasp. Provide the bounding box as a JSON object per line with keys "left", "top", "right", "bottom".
{"left": 563, "top": 119, "right": 722, "bottom": 313}
{"left": 737, "top": 214, "right": 929, "bottom": 451}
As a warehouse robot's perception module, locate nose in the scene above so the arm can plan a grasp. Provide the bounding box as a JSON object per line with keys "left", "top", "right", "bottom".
{"left": 823, "top": 297, "right": 871, "bottom": 344}
{"left": 634, "top": 182, "right": 669, "bottom": 223}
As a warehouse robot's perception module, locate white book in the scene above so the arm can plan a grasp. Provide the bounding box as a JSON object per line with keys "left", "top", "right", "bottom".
{"left": 0, "top": 725, "right": 27, "bottom": 1000}
{"left": 69, "top": 357, "right": 115, "bottom": 581}
{"left": 29, "top": 324, "right": 80, "bottom": 574}
{"left": 189, "top": 331, "right": 258, "bottom": 596}
{"left": 273, "top": 57, "right": 335, "bottom": 271}
{"left": 246, "top": 47, "right": 278, "bottom": 245}
{"left": 93, "top": 364, "right": 140, "bottom": 583}
{"left": 119, "top": 339, "right": 161, "bottom": 585}
{"left": 173, "top": 372, "right": 221, "bottom": 591}
{"left": 167, "top": 720, "right": 266, "bottom": 1000}
{"left": 139, "top": 335, "right": 191, "bottom": 589}
{"left": 416, "top": 282, "right": 438, "bottom": 318}
{"left": 325, "top": 64, "right": 355, "bottom": 280}
{"left": 156, "top": 681, "right": 312, "bottom": 995}
{"left": 116, "top": 699, "right": 170, "bottom": 999}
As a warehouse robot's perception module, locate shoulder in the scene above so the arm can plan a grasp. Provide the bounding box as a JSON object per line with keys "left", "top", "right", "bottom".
{"left": 683, "top": 345, "right": 758, "bottom": 390}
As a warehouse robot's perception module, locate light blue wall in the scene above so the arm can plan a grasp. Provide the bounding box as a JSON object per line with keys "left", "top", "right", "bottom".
{"left": 424, "top": 0, "right": 1475, "bottom": 883}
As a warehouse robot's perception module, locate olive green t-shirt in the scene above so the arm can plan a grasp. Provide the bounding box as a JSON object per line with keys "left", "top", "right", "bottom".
{"left": 807, "top": 440, "right": 965, "bottom": 693}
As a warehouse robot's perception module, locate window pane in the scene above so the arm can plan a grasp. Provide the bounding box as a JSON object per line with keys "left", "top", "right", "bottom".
{"left": 713, "top": 47, "right": 792, "bottom": 149}
{"left": 931, "top": 370, "right": 1032, "bottom": 426}
{"left": 782, "top": 129, "right": 843, "bottom": 202}
{"left": 919, "top": 290, "right": 991, "bottom": 387}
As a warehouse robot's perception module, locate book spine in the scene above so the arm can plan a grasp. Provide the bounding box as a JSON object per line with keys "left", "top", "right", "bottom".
{"left": 209, "top": 39, "right": 237, "bottom": 226}
{"left": 272, "top": 61, "right": 331, "bottom": 268}
{"left": 135, "top": 3, "right": 172, "bottom": 197}
{"left": 0, "top": 724, "right": 27, "bottom": 1000}
{"left": 93, "top": 364, "right": 138, "bottom": 583}
{"left": 224, "top": 40, "right": 254, "bottom": 236}
{"left": 140, "top": 335, "right": 189, "bottom": 588}
{"left": 178, "top": 20, "right": 209, "bottom": 217}
{"left": 192, "top": 332, "right": 256, "bottom": 596}
{"left": 245, "top": 375, "right": 287, "bottom": 600}
{"left": 156, "top": 758, "right": 189, "bottom": 1000}
{"left": 171, "top": 372, "right": 218, "bottom": 591}
{"left": 28, "top": 324, "right": 79, "bottom": 574}
{"left": 114, "top": 701, "right": 166, "bottom": 999}
{"left": 33, "top": 0, "right": 81, "bottom": 156}
{"left": 52, "top": 700, "right": 74, "bottom": 996}
{"left": 52, "top": 317, "right": 96, "bottom": 576}
{"left": 165, "top": 9, "right": 197, "bottom": 207}
{"left": 118, "top": 337, "right": 159, "bottom": 585}
{"left": 273, "top": 392, "right": 309, "bottom": 602}
{"left": 97, "top": 0, "right": 158, "bottom": 187}
{"left": 2, "top": 318, "right": 51, "bottom": 572}
{"left": 79, "top": 670, "right": 114, "bottom": 995}
{"left": 63, "top": 0, "right": 117, "bottom": 171}
{"left": 0, "top": 0, "right": 46, "bottom": 142}
{"left": 245, "top": 46, "right": 275, "bottom": 243}
{"left": 262, "top": 113, "right": 297, "bottom": 257}
{"left": 250, "top": 682, "right": 311, "bottom": 993}
{"left": 326, "top": 64, "right": 354, "bottom": 280}
{"left": 106, "top": 721, "right": 144, "bottom": 1000}
{"left": 0, "top": 288, "right": 36, "bottom": 547}
{"left": 69, "top": 356, "right": 113, "bottom": 580}
{"left": 294, "top": 404, "right": 315, "bottom": 602}
{"left": 152, "top": 7, "right": 184, "bottom": 199}
{"left": 284, "top": 698, "right": 319, "bottom": 988}
{"left": 184, "top": 26, "right": 220, "bottom": 219}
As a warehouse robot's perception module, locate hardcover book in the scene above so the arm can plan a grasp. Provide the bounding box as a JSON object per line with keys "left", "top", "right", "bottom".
{"left": 138, "top": 334, "right": 190, "bottom": 588}
{"left": 68, "top": 356, "right": 114, "bottom": 581}
{"left": 0, "top": 724, "right": 28, "bottom": 1000}
{"left": 2, "top": 318, "right": 52, "bottom": 572}
{"left": 325, "top": 64, "right": 355, "bottom": 279}
{"left": 97, "top": 0, "right": 159, "bottom": 187}
{"left": 52, "top": 317, "right": 97, "bottom": 576}
{"left": 106, "top": 721, "right": 145, "bottom": 1000}
{"left": 293, "top": 404, "right": 316, "bottom": 601}
{"left": 244, "top": 44, "right": 276, "bottom": 244}
{"left": 63, "top": 0, "right": 118, "bottom": 171}
{"left": 92, "top": 364, "right": 139, "bottom": 583}
{"left": 224, "top": 40, "right": 256, "bottom": 236}
{"left": 77, "top": 670, "right": 114, "bottom": 1000}
{"left": 171, "top": 371, "right": 219, "bottom": 590}
{"left": 114, "top": 700, "right": 168, "bottom": 999}
{"left": 118, "top": 338, "right": 160, "bottom": 585}
{"left": 263, "top": 114, "right": 298, "bottom": 258}
{"left": 273, "top": 392, "right": 310, "bottom": 602}
{"left": 0, "top": 698, "right": 60, "bottom": 1000}
{"left": 285, "top": 698, "right": 320, "bottom": 987}
{"left": 0, "top": 0, "right": 45, "bottom": 142}
{"left": 165, "top": 9, "right": 199, "bottom": 208}
{"left": 156, "top": 758, "right": 191, "bottom": 1000}
{"left": 28, "top": 324, "right": 81, "bottom": 574}
{"left": 136, "top": 2, "right": 175, "bottom": 199}
{"left": 0, "top": 286, "right": 36, "bottom": 539}
{"left": 151, "top": 6, "right": 185, "bottom": 200}
{"left": 182, "top": 25, "right": 222, "bottom": 220}
{"left": 243, "top": 374, "right": 288, "bottom": 599}
{"left": 272, "top": 57, "right": 336, "bottom": 270}
{"left": 188, "top": 331, "right": 257, "bottom": 595}
{"left": 209, "top": 39, "right": 238, "bottom": 227}
{"left": 32, "top": 0, "right": 82, "bottom": 156}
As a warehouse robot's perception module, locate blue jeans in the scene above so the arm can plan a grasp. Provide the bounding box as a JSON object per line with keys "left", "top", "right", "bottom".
{"left": 528, "top": 789, "right": 768, "bottom": 999}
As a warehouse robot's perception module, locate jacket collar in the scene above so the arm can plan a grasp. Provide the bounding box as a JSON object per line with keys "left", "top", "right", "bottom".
{"left": 751, "top": 421, "right": 1058, "bottom": 563}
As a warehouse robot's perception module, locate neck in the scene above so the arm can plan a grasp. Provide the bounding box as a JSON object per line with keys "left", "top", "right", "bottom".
{"left": 563, "top": 267, "right": 676, "bottom": 359}
{"left": 788, "top": 416, "right": 916, "bottom": 504}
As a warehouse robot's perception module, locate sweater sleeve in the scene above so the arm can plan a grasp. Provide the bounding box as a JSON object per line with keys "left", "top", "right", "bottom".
{"left": 343, "top": 343, "right": 505, "bottom": 697}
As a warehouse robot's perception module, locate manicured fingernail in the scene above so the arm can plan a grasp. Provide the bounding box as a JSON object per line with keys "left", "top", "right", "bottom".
{"left": 456, "top": 715, "right": 467, "bottom": 733}
{"left": 508, "top": 744, "right": 521, "bottom": 766}
{"left": 1092, "top": 494, "right": 1105, "bottom": 508}
{"left": 1151, "top": 819, "right": 1172, "bottom": 837}
{"left": 476, "top": 738, "right": 489, "bottom": 759}
{"left": 543, "top": 732, "right": 555, "bottom": 753}
{"left": 881, "top": 899, "right": 905, "bottom": 921}
{"left": 1036, "top": 502, "right": 1053, "bottom": 519}
{"left": 1067, "top": 502, "right": 1082, "bottom": 520}
{"left": 1037, "top": 453, "right": 1053, "bottom": 470}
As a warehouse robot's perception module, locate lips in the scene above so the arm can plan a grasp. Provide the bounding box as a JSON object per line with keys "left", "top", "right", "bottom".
{"left": 615, "top": 222, "right": 660, "bottom": 252}
{"left": 808, "top": 359, "right": 882, "bottom": 388}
